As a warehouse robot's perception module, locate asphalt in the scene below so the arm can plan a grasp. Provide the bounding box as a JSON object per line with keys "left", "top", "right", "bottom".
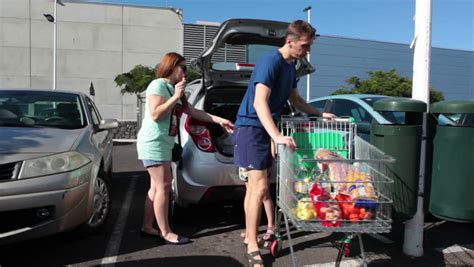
{"left": 111, "top": 141, "right": 474, "bottom": 267}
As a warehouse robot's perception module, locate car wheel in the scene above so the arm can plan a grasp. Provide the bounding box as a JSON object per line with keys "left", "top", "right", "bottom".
{"left": 81, "top": 175, "right": 111, "bottom": 233}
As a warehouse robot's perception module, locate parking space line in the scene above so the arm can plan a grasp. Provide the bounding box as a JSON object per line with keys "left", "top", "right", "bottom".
{"left": 100, "top": 176, "right": 138, "bottom": 266}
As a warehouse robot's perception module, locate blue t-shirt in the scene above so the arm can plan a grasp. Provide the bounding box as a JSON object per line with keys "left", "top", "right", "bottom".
{"left": 236, "top": 50, "right": 297, "bottom": 128}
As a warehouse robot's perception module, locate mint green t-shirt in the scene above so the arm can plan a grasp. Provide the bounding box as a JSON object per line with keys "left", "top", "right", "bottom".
{"left": 137, "top": 78, "right": 177, "bottom": 161}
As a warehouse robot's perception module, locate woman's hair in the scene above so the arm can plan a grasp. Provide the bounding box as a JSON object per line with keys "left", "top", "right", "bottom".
{"left": 155, "top": 52, "right": 185, "bottom": 78}
{"left": 285, "top": 20, "right": 316, "bottom": 40}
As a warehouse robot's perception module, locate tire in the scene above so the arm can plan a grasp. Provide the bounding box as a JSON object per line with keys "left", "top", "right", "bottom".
{"left": 79, "top": 175, "right": 112, "bottom": 234}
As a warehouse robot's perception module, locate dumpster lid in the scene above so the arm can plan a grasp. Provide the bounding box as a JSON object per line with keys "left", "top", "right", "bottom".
{"left": 373, "top": 97, "right": 427, "bottom": 112}
{"left": 430, "top": 100, "right": 474, "bottom": 114}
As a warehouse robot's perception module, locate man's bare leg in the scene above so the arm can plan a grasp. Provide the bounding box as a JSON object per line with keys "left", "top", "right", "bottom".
{"left": 246, "top": 169, "right": 268, "bottom": 267}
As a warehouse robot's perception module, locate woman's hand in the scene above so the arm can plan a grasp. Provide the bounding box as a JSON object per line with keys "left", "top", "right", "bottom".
{"left": 218, "top": 118, "right": 234, "bottom": 134}
{"left": 174, "top": 78, "right": 186, "bottom": 99}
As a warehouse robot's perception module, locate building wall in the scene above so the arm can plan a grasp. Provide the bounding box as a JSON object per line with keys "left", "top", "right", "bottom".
{"left": 298, "top": 36, "right": 473, "bottom": 101}
{"left": 0, "top": 0, "right": 183, "bottom": 121}
{"left": 2, "top": 1, "right": 472, "bottom": 125}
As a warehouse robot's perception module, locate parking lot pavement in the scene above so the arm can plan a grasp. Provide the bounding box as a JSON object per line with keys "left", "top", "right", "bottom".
{"left": 112, "top": 142, "right": 474, "bottom": 267}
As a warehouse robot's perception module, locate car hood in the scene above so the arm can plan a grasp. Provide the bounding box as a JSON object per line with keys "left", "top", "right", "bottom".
{"left": 0, "top": 127, "right": 83, "bottom": 153}
{"left": 195, "top": 18, "right": 315, "bottom": 85}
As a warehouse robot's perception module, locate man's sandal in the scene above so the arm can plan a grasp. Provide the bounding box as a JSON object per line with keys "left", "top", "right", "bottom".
{"left": 246, "top": 251, "right": 264, "bottom": 267}
{"left": 258, "top": 229, "right": 275, "bottom": 250}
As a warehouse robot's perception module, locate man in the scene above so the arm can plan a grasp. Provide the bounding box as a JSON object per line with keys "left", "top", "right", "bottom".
{"left": 234, "top": 20, "right": 336, "bottom": 267}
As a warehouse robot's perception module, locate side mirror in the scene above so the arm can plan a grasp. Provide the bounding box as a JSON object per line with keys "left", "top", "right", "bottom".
{"left": 98, "top": 119, "right": 119, "bottom": 130}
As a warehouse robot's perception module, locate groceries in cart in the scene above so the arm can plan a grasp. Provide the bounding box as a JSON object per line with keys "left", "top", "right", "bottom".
{"left": 292, "top": 148, "right": 379, "bottom": 225}
{"left": 295, "top": 197, "right": 317, "bottom": 220}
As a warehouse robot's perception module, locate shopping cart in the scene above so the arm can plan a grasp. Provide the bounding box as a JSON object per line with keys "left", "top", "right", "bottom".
{"left": 271, "top": 116, "right": 395, "bottom": 267}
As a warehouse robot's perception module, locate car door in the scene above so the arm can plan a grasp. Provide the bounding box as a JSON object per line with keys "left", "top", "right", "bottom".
{"left": 331, "top": 99, "right": 374, "bottom": 141}
{"left": 85, "top": 97, "right": 113, "bottom": 169}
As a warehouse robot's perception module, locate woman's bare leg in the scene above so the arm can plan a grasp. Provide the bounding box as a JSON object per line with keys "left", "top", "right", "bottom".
{"left": 147, "top": 163, "right": 179, "bottom": 241}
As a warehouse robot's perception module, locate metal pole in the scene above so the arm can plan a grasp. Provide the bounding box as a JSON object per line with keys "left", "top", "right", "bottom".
{"left": 306, "top": 8, "right": 311, "bottom": 102}
{"left": 404, "top": 0, "right": 432, "bottom": 257}
{"left": 303, "top": 6, "right": 312, "bottom": 101}
{"left": 53, "top": 0, "right": 57, "bottom": 90}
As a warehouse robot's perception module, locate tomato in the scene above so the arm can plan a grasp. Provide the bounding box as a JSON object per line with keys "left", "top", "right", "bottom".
{"left": 349, "top": 213, "right": 359, "bottom": 223}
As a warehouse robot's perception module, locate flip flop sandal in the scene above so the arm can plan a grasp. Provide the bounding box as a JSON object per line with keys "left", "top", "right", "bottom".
{"left": 246, "top": 251, "right": 264, "bottom": 267}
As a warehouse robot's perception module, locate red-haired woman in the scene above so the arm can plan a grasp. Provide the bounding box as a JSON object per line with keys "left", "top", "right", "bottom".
{"left": 137, "top": 52, "right": 234, "bottom": 244}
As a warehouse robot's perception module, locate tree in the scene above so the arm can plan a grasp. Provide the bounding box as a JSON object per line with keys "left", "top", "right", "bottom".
{"left": 332, "top": 69, "right": 444, "bottom": 103}
{"left": 114, "top": 65, "right": 155, "bottom": 95}
{"left": 115, "top": 64, "right": 202, "bottom": 95}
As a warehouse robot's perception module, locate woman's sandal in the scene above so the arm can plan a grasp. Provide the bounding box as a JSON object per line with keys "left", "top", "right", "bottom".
{"left": 246, "top": 251, "right": 264, "bottom": 267}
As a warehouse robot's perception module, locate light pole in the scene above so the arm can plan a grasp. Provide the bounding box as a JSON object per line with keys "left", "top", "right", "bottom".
{"left": 43, "top": 0, "right": 64, "bottom": 91}
{"left": 303, "top": 6, "right": 312, "bottom": 101}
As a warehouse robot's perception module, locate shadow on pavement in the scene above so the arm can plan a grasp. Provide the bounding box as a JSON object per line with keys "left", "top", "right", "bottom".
{"left": 110, "top": 255, "right": 243, "bottom": 267}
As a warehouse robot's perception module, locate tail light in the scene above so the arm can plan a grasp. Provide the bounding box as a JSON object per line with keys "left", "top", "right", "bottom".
{"left": 236, "top": 63, "right": 255, "bottom": 70}
{"left": 184, "top": 116, "right": 216, "bottom": 153}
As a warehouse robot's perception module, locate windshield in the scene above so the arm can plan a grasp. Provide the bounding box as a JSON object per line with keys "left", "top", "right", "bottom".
{"left": 0, "top": 90, "right": 86, "bottom": 129}
{"left": 361, "top": 96, "right": 405, "bottom": 124}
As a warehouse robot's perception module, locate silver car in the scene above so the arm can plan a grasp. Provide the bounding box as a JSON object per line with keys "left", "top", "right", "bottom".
{"left": 0, "top": 89, "right": 118, "bottom": 245}
{"left": 172, "top": 19, "right": 313, "bottom": 210}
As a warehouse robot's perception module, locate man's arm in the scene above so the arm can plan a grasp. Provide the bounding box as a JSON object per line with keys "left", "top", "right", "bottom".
{"left": 254, "top": 83, "right": 296, "bottom": 150}
{"left": 288, "top": 89, "right": 336, "bottom": 118}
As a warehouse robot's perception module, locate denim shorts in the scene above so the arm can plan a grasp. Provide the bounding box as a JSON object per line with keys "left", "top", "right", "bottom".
{"left": 142, "top": 159, "right": 170, "bottom": 168}
{"left": 233, "top": 126, "right": 272, "bottom": 170}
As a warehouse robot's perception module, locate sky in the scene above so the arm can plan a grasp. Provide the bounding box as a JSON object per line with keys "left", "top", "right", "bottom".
{"left": 86, "top": 0, "right": 473, "bottom": 51}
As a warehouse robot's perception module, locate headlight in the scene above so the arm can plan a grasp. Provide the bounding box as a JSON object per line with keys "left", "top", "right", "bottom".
{"left": 19, "top": 151, "right": 91, "bottom": 179}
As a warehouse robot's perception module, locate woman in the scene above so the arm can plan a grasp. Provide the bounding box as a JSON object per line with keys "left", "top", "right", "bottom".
{"left": 137, "top": 52, "right": 234, "bottom": 245}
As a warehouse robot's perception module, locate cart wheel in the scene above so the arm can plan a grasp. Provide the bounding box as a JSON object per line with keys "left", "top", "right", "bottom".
{"left": 344, "top": 243, "right": 351, "bottom": 257}
{"left": 270, "top": 239, "right": 281, "bottom": 257}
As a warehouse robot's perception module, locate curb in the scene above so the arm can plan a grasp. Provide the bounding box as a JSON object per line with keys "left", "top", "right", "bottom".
{"left": 113, "top": 139, "right": 137, "bottom": 143}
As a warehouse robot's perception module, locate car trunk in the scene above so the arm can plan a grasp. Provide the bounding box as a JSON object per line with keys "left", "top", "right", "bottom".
{"left": 204, "top": 86, "right": 293, "bottom": 157}
{"left": 204, "top": 87, "right": 245, "bottom": 157}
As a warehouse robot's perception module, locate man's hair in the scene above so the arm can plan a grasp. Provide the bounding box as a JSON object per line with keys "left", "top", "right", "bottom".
{"left": 156, "top": 52, "right": 185, "bottom": 78}
{"left": 285, "top": 20, "right": 316, "bottom": 40}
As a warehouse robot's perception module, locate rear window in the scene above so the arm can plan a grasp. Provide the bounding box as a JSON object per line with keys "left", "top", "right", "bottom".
{"left": 211, "top": 44, "right": 277, "bottom": 71}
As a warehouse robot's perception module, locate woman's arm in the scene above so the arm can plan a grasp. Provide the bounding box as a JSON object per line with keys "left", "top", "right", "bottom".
{"left": 148, "top": 94, "right": 180, "bottom": 122}
{"left": 183, "top": 102, "right": 234, "bottom": 133}
{"left": 149, "top": 79, "right": 186, "bottom": 122}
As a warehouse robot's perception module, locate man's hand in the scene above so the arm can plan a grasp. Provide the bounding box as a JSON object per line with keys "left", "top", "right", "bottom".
{"left": 274, "top": 134, "right": 297, "bottom": 152}
{"left": 322, "top": 112, "right": 337, "bottom": 119}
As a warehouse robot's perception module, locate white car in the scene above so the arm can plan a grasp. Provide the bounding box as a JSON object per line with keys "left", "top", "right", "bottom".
{"left": 0, "top": 89, "right": 118, "bottom": 244}
{"left": 171, "top": 18, "right": 312, "bottom": 211}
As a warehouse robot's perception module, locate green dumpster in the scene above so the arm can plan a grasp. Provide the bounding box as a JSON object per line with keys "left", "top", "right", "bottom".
{"left": 429, "top": 100, "right": 474, "bottom": 222}
{"left": 371, "top": 98, "right": 427, "bottom": 221}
